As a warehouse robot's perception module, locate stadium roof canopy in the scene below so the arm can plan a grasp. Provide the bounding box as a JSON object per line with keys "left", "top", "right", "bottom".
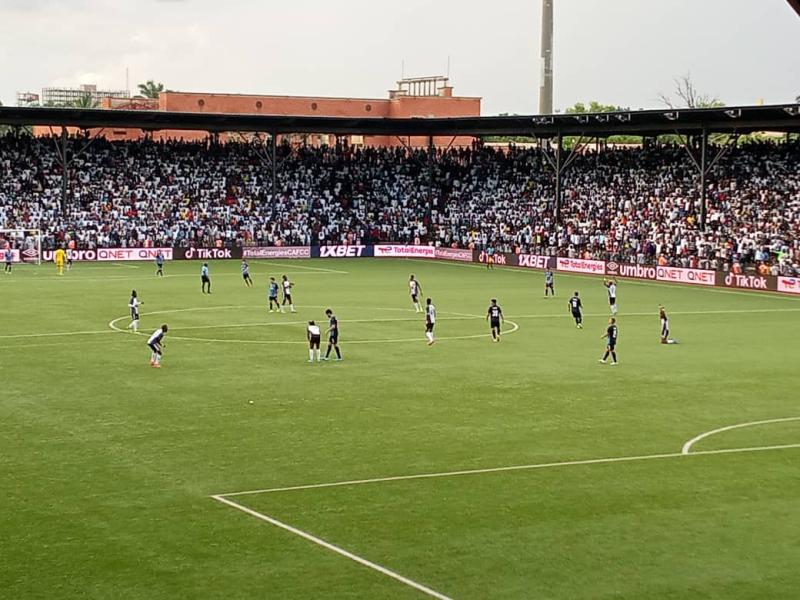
{"left": 1, "top": 103, "right": 799, "bottom": 137}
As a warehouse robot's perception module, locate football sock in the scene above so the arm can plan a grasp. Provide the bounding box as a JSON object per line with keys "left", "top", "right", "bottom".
{"left": 335, "top": 347, "right": 341, "bottom": 359}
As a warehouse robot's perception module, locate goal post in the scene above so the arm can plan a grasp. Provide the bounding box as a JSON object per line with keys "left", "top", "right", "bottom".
{"left": 0, "top": 229, "right": 42, "bottom": 265}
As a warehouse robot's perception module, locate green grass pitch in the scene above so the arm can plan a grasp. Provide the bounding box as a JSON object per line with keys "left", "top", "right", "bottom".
{"left": 2, "top": 257, "right": 799, "bottom": 599}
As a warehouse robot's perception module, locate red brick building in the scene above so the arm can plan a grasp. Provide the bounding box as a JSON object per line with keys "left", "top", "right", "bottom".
{"left": 38, "top": 77, "right": 481, "bottom": 148}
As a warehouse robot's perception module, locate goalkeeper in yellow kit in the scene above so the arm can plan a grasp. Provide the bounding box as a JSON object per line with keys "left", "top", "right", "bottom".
{"left": 54, "top": 247, "right": 66, "bottom": 275}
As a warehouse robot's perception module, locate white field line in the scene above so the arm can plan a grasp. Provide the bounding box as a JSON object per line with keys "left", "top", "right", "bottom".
{"left": 107, "top": 312, "right": 519, "bottom": 344}
{"left": 211, "top": 495, "right": 453, "bottom": 600}
{"left": 511, "top": 308, "right": 800, "bottom": 319}
{"left": 405, "top": 258, "right": 800, "bottom": 302}
{"left": 681, "top": 417, "right": 800, "bottom": 455}
{"left": 215, "top": 442, "right": 800, "bottom": 498}
{"left": 256, "top": 261, "right": 348, "bottom": 274}
{"left": 1, "top": 271, "right": 343, "bottom": 284}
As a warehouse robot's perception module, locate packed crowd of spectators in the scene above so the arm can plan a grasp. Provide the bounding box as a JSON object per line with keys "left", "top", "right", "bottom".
{"left": 0, "top": 133, "right": 798, "bottom": 273}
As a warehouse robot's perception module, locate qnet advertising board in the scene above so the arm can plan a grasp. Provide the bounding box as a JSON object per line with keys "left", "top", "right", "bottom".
{"left": 40, "top": 248, "right": 173, "bottom": 262}
{"left": 655, "top": 265, "right": 716, "bottom": 287}
{"left": 374, "top": 244, "right": 436, "bottom": 259}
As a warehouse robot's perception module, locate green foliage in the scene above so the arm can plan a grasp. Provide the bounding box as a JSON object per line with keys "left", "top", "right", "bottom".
{"left": 565, "top": 100, "right": 624, "bottom": 114}
{"left": 137, "top": 80, "right": 165, "bottom": 99}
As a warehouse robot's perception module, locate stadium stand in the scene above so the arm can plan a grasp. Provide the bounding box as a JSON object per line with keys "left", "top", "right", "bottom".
{"left": 0, "top": 135, "right": 798, "bottom": 274}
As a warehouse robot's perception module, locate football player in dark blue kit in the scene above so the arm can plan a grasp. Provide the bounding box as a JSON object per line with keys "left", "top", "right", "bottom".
{"left": 322, "top": 309, "right": 342, "bottom": 361}
{"left": 599, "top": 317, "right": 618, "bottom": 365}
{"left": 267, "top": 277, "right": 280, "bottom": 312}
{"left": 568, "top": 291, "right": 583, "bottom": 328}
{"left": 486, "top": 298, "right": 504, "bottom": 342}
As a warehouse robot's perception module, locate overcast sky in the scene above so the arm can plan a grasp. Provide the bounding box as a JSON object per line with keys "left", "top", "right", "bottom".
{"left": 1, "top": 0, "right": 798, "bottom": 114}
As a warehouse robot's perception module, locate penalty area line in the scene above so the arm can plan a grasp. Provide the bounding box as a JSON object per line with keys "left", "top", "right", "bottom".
{"left": 216, "top": 442, "right": 800, "bottom": 498}
{"left": 211, "top": 494, "right": 453, "bottom": 600}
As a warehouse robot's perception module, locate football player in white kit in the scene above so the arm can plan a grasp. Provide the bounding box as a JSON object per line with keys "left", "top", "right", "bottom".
{"left": 127, "top": 289, "right": 142, "bottom": 333}
{"left": 307, "top": 320, "right": 322, "bottom": 362}
{"left": 409, "top": 275, "right": 423, "bottom": 312}
{"left": 604, "top": 278, "right": 618, "bottom": 315}
{"left": 147, "top": 324, "right": 168, "bottom": 368}
{"left": 659, "top": 305, "right": 678, "bottom": 344}
{"left": 281, "top": 275, "right": 296, "bottom": 313}
{"left": 425, "top": 298, "right": 436, "bottom": 346}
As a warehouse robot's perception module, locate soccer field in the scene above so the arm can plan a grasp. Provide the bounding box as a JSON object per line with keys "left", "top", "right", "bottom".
{"left": 2, "top": 257, "right": 799, "bottom": 599}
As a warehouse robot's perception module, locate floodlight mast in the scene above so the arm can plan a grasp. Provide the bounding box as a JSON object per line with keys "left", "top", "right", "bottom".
{"left": 538, "top": 0, "right": 554, "bottom": 115}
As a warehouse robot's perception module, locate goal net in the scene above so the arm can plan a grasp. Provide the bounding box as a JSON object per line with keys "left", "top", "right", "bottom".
{"left": 0, "top": 229, "right": 42, "bottom": 265}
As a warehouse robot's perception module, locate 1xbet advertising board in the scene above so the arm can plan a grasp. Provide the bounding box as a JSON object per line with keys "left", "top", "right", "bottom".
{"left": 312, "top": 245, "right": 374, "bottom": 258}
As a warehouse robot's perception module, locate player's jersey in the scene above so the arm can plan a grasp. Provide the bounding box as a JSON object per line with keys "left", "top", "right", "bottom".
{"left": 409, "top": 280, "right": 420, "bottom": 296}
{"left": 54, "top": 249, "right": 66, "bottom": 263}
{"left": 487, "top": 305, "right": 503, "bottom": 320}
{"left": 201, "top": 265, "right": 209, "bottom": 277}
{"left": 328, "top": 316, "right": 338, "bottom": 335}
{"left": 607, "top": 283, "right": 617, "bottom": 298}
{"left": 129, "top": 296, "right": 140, "bottom": 317}
{"left": 156, "top": 253, "right": 164, "bottom": 265}
{"left": 426, "top": 304, "right": 436, "bottom": 324}
{"left": 283, "top": 280, "right": 292, "bottom": 294}
{"left": 269, "top": 282, "right": 279, "bottom": 297}
{"left": 607, "top": 324, "right": 618, "bottom": 343}
{"left": 660, "top": 309, "right": 669, "bottom": 334}
{"left": 147, "top": 328, "right": 166, "bottom": 345}
{"left": 545, "top": 271, "right": 554, "bottom": 284}
{"left": 4, "top": 250, "right": 12, "bottom": 263}
{"left": 307, "top": 324, "right": 321, "bottom": 337}
{"left": 241, "top": 262, "right": 249, "bottom": 275}
{"left": 66, "top": 248, "right": 73, "bottom": 260}
{"left": 569, "top": 297, "right": 582, "bottom": 311}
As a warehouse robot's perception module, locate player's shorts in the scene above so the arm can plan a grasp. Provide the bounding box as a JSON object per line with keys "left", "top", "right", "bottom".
{"left": 309, "top": 335, "right": 321, "bottom": 348}
{"left": 572, "top": 310, "right": 581, "bottom": 319}
{"left": 201, "top": 275, "right": 210, "bottom": 283}
{"left": 411, "top": 294, "right": 418, "bottom": 303}
{"left": 5, "top": 261, "right": 11, "bottom": 266}
{"left": 608, "top": 297, "right": 616, "bottom": 306}
{"left": 490, "top": 318, "right": 501, "bottom": 329}
{"left": 661, "top": 325, "right": 669, "bottom": 338}
{"left": 148, "top": 342, "right": 162, "bottom": 353}
{"left": 269, "top": 295, "right": 278, "bottom": 302}
{"left": 284, "top": 294, "right": 292, "bottom": 303}
{"left": 426, "top": 322, "right": 435, "bottom": 332}
{"left": 546, "top": 282, "right": 554, "bottom": 288}
{"left": 242, "top": 272, "right": 250, "bottom": 280}
{"left": 607, "top": 339, "right": 616, "bottom": 349}
{"left": 131, "top": 310, "right": 139, "bottom": 320}
{"left": 329, "top": 333, "right": 339, "bottom": 344}
{"left": 487, "top": 256, "right": 495, "bottom": 263}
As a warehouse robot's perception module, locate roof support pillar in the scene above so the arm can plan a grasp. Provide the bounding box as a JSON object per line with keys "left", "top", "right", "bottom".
{"left": 699, "top": 127, "right": 708, "bottom": 232}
